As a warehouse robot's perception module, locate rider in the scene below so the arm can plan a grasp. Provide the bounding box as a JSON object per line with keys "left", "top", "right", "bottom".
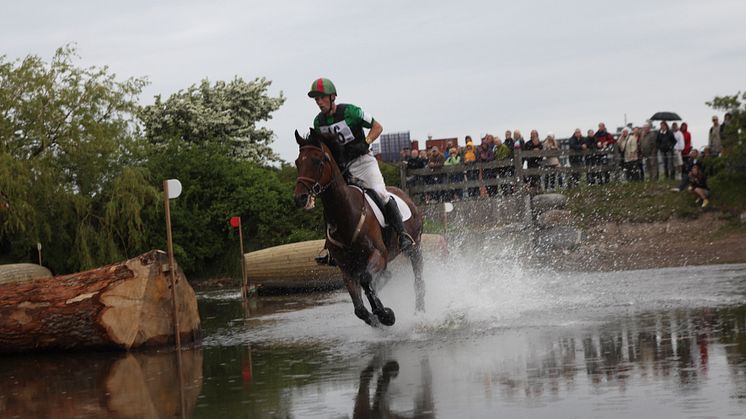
{"left": 307, "top": 77, "right": 415, "bottom": 252}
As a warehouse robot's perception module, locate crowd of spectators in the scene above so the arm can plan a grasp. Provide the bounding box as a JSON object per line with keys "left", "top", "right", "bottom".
{"left": 399, "top": 116, "right": 723, "bottom": 208}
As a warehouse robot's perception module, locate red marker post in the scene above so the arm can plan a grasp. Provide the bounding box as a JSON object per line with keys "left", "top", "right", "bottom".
{"left": 230, "top": 216, "right": 248, "bottom": 299}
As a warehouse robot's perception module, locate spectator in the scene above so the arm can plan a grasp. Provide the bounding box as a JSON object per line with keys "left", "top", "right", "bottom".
{"left": 504, "top": 130, "right": 515, "bottom": 152}
{"left": 444, "top": 147, "right": 461, "bottom": 166}
{"left": 493, "top": 137, "right": 511, "bottom": 195}
{"left": 406, "top": 148, "right": 426, "bottom": 170}
{"left": 657, "top": 121, "right": 676, "bottom": 179}
{"left": 400, "top": 147, "right": 410, "bottom": 161}
{"left": 687, "top": 162, "right": 710, "bottom": 208}
{"left": 443, "top": 147, "right": 463, "bottom": 201}
{"left": 463, "top": 141, "right": 477, "bottom": 163}
{"left": 426, "top": 146, "right": 445, "bottom": 203}
{"left": 478, "top": 137, "right": 496, "bottom": 162}
{"left": 479, "top": 136, "right": 497, "bottom": 196}
{"left": 493, "top": 137, "right": 510, "bottom": 160}
{"left": 584, "top": 129, "right": 598, "bottom": 185}
{"left": 543, "top": 132, "right": 561, "bottom": 190}
{"left": 640, "top": 122, "right": 658, "bottom": 180}
{"left": 674, "top": 149, "right": 699, "bottom": 192}
{"left": 523, "top": 129, "right": 543, "bottom": 189}
{"left": 721, "top": 112, "right": 737, "bottom": 150}
{"left": 463, "top": 141, "right": 479, "bottom": 197}
{"left": 513, "top": 130, "right": 526, "bottom": 150}
{"left": 567, "top": 128, "right": 585, "bottom": 188}
{"left": 444, "top": 141, "right": 454, "bottom": 159}
{"left": 681, "top": 122, "right": 692, "bottom": 162}
{"left": 709, "top": 115, "right": 722, "bottom": 156}
{"left": 672, "top": 122, "right": 685, "bottom": 178}
{"left": 594, "top": 122, "right": 616, "bottom": 184}
{"left": 618, "top": 127, "right": 641, "bottom": 181}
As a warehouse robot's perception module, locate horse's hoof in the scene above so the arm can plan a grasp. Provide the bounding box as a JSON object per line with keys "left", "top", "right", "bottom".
{"left": 378, "top": 307, "right": 396, "bottom": 326}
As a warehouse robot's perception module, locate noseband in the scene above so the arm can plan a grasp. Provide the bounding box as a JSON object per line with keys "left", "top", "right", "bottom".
{"left": 296, "top": 145, "right": 332, "bottom": 198}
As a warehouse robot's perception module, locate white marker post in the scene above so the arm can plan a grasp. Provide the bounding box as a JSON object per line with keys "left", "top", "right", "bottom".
{"left": 36, "top": 242, "right": 42, "bottom": 266}
{"left": 163, "top": 178, "right": 186, "bottom": 418}
{"left": 443, "top": 202, "right": 454, "bottom": 241}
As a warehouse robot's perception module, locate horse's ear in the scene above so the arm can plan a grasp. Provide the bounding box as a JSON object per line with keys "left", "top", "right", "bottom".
{"left": 294, "top": 130, "right": 305, "bottom": 146}
{"left": 307, "top": 128, "right": 321, "bottom": 147}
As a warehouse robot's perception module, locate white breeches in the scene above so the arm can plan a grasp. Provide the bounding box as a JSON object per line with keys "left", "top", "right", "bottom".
{"left": 347, "top": 152, "right": 391, "bottom": 203}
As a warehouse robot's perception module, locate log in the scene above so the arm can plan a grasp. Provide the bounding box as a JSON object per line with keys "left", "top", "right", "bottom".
{"left": 0, "top": 348, "right": 203, "bottom": 418}
{"left": 0, "top": 263, "right": 52, "bottom": 285}
{"left": 244, "top": 234, "right": 448, "bottom": 291}
{"left": 0, "top": 250, "right": 201, "bottom": 354}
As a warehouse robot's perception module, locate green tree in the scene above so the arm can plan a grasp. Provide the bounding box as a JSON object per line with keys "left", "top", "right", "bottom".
{"left": 142, "top": 142, "right": 322, "bottom": 278}
{"left": 139, "top": 77, "right": 285, "bottom": 164}
{"left": 707, "top": 91, "right": 746, "bottom": 210}
{"left": 0, "top": 46, "right": 153, "bottom": 272}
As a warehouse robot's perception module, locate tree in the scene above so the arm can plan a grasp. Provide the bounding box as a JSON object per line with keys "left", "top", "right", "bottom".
{"left": 0, "top": 46, "right": 153, "bottom": 272}
{"left": 706, "top": 91, "right": 746, "bottom": 209}
{"left": 142, "top": 142, "right": 322, "bottom": 277}
{"left": 139, "top": 77, "right": 285, "bottom": 164}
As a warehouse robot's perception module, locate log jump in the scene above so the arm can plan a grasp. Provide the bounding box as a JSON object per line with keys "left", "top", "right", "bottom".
{"left": 0, "top": 250, "right": 201, "bottom": 354}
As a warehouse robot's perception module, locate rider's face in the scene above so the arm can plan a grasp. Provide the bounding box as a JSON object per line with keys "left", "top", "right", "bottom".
{"left": 314, "top": 95, "right": 334, "bottom": 114}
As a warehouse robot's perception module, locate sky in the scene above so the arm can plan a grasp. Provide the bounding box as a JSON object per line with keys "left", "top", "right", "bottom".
{"left": 2, "top": 0, "right": 745, "bottom": 162}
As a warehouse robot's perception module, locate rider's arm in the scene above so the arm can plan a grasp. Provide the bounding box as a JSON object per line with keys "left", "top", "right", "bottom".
{"left": 365, "top": 120, "right": 383, "bottom": 145}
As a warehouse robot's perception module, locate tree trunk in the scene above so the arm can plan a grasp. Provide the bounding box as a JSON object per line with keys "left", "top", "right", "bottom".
{"left": 0, "top": 250, "right": 201, "bottom": 354}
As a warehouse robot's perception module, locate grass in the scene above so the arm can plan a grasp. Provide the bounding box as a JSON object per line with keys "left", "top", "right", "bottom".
{"left": 564, "top": 180, "right": 706, "bottom": 223}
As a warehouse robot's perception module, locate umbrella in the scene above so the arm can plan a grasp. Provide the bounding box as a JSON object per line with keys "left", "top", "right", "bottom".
{"left": 650, "top": 111, "right": 682, "bottom": 121}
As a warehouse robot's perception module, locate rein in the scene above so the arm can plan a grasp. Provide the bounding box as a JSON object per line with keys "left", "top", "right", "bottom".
{"left": 296, "top": 143, "right": 366, "bottom": 249}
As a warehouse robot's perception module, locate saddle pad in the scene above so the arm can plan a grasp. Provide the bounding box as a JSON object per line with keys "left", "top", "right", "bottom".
{"left": 350, "top": 186, "right": 412, "bottom": 227}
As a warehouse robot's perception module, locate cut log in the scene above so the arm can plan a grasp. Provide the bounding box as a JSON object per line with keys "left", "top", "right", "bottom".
{"left": 0, "top": 250, "right": 201, "bottom": 354}
{"left": 0, "top": 263, "right": 52, "bottom": 285}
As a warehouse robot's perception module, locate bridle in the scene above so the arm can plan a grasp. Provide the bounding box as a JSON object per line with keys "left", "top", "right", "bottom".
{"left": 296, "top": 145, "right": 332, "bottom": 198}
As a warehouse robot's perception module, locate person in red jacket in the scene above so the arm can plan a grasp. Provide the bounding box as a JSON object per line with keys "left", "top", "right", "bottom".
{"left": 680, "top": 122, "right": 693, "bottom": 158}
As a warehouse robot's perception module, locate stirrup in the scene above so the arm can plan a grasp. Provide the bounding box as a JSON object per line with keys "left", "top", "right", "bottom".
{"left": 398, "top": 232, "right": 415, "bottom": 251}
{"left": 314, "top": 251, "right": 337, "bottom": 267}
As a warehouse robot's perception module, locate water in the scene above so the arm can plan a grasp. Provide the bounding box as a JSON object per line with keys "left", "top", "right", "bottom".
{"left": 2, "top": 262, "right": 746, "bottom": 418}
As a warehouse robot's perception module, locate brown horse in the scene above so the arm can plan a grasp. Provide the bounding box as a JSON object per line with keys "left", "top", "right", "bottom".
{"left": 293, "top": 129, "right": 425, "bottom": 326}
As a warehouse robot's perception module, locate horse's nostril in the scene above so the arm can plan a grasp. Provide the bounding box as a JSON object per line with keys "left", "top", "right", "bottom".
{"left": 295, "top": 194, "right": 308, "bottom": 208}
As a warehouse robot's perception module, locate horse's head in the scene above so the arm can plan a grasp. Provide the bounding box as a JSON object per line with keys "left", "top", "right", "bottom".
{"left": 294, "top": 129, "right": 334, "bottom": 210}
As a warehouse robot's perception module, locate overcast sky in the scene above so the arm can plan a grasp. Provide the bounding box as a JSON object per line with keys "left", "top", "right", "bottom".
{"left": 2, "top": 0, "right": 745, "bottom": 161}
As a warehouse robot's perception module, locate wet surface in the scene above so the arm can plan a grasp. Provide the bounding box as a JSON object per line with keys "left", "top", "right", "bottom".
{"left": 1, "top": 263, "right": 746, "bottom": 418}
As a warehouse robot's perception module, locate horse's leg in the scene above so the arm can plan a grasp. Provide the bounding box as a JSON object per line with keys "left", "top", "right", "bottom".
{"left": 344, "top": 272, "right": 375, "bottom": 326}
{"left": 360, "top": 271, "right": 396, "bottom": 326}
{"left": 409, "top": 243, "right": 425, "bottom": 313}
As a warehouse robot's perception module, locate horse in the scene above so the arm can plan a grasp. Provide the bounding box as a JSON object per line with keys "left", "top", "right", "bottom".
{"left": 293, "top": 129, "right": 425, "bottom": 327}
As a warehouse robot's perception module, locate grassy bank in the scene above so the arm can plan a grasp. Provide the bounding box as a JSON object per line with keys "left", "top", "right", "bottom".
{"left": 565, "top": 179, "right": 746, "bottom": 224}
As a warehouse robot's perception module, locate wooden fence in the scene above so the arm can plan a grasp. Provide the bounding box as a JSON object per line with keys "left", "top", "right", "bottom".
{"left": 400, "top": 148, "right": 625, "bottom": 202}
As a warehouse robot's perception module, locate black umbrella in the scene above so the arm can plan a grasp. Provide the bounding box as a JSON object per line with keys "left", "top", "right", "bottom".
{"left": 650, "top": 111, "right": 682, "bottom": 121}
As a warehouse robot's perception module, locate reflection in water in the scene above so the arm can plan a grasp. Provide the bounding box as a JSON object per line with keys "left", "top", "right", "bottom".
{"left": 0, "top": 348, "right": 203, "bottom": 419}
{"left": 215, "top": 306, "right": 746, "bottom": 418}
{"left": 353, "top": 352, "right": 435, "bottom": 419}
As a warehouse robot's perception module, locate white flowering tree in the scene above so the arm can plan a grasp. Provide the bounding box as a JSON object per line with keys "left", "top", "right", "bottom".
{"left": 139, "top": 77, "right": 285, "bottom": 163}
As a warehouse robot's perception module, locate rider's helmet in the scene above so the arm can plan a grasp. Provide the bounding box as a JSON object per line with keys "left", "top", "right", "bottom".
{"left": 308, "top": 78, "right": 337, "bottom": 98}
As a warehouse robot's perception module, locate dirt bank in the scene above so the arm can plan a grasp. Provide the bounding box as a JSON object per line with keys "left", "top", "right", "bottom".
{"left": 548, "top": 212, "right": 746, "bottom": 272}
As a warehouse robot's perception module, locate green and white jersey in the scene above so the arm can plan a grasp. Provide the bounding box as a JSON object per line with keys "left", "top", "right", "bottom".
{"left": 313, "top": 104, "right": 374, "bottom": 167}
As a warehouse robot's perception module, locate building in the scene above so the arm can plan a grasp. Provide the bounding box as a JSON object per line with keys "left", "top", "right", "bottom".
{"left": 379, "top": 131, "right": 411, "bottom": 162}
{"left": 425, "top": 136, "right": 458, "bottom": 153}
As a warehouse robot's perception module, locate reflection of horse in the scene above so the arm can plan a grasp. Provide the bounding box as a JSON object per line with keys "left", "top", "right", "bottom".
{"left": 353, "top": 354, "right": 435, "bottom": 419}
{"left": 293, "top": 129, "right": 425, "bottom": 326}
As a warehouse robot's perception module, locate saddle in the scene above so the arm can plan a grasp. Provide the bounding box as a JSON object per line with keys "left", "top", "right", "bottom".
{"left": 349, "top": 185, "right": 412, "bottom": 227}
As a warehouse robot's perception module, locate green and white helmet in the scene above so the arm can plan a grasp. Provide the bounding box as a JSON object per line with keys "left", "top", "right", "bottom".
{"left": 308, "top": 78, "right": 337, "bottom": 98}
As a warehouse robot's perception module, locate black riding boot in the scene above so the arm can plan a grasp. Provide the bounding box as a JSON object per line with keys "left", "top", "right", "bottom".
{"left": 384, "top": 197, "right": 415, "bottom": 251}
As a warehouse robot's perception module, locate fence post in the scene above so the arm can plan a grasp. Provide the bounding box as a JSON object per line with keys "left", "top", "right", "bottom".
{"left": 514, "top": 149, "right": 523, "bottom": 189}
{"left": 399, "top": 163, "right": 408, "bottom": 195}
